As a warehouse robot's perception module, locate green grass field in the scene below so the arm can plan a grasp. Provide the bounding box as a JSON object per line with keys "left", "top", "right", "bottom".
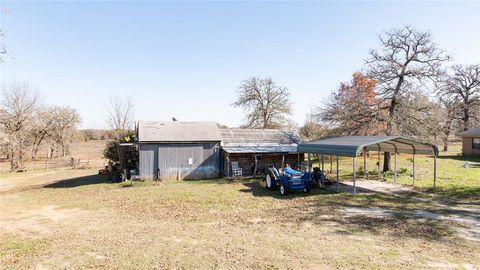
{"left": 312, "top": 145, "right": 480, "bottom": 202}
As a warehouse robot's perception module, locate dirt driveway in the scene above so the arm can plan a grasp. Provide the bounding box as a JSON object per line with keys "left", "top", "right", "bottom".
{"left": 333, "top": 179, "right": 480, "bottom": 242}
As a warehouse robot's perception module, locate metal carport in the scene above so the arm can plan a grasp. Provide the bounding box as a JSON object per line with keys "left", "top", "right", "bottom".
{"left": 297, "top": 136, "right": 439, "bottom": 195}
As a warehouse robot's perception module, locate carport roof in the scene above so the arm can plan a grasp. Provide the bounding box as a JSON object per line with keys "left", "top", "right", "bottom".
{"left": 297, "top": 136, "right": 438, "bottom": 157}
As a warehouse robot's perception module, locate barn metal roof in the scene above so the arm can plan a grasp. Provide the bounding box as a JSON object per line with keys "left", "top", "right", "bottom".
{"left": 460, "top": 127, "right": 480, "bottom": 137}
{"left": 220, "top": 128, "right": 298, "bottom": 145}
{"left": 298, "top": 136, "right": 438, "bottom": 157}
{"left": 222, "top": 143, "right": 298, "bottom": 154}
{"left": 137, "top": 121, "right": 221, "bottom": 142}
{"left": 220, "top": 128, "right": 299, "bottom": 154}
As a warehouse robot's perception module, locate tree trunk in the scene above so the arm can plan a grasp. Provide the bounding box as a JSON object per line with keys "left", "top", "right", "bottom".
{"left": 383, "top": 152, "right": 391, "bottom": 172}
{"left": 443, "top": 132, "right": 450, "bottom": 152}
{"left": 463, "top": 106, "right": 470, "bottom": 131}
{"left": 10, "top": 152, "right": 18, "bottom": 171}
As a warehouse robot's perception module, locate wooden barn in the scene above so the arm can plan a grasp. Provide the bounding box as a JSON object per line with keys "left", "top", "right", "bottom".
{"left": 137, "top": 121, "right": 222, "bottom": 180}
{"left": 219, "top": 128, "right": 302, "bottom": 177}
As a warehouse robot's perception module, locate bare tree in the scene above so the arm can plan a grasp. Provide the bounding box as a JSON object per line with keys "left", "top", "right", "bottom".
{"left": 107, "top": 96, "right": 135, "bottom": 135}
{"left": 106, "top": 97, "right": 135, "bottom": 170}
{"left": 30, "top": 107, "right": 52, "bottom": 160}
{"left": 0, "top": 128, "right": 10, "bottom": 159}
{"left": 46, "top": 106, "right": 81, "bottom": 157}
{"left": 365, "top": 26, "right": 450, "bottom": 171}
{"left": 438, "top": 96, "right": 461, "bottom": 151}
{"left": 439, "top": 64, "right": 480, "bottom": 131}
{"left": 299, "top": 115, "right": 326, "bottom": 142}
{"left": 393, "top": 91, "right": 443, "bottom": 139}
{"left": 233, "top": 77, "right": 292, "bottom": 129}
{"left": 0, "top": 81, "right": 39, "bottom": 170}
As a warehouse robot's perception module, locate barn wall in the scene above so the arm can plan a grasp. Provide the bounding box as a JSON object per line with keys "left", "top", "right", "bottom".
{"left": 223, "top": 152, "right": 303, "bottom": 177}
{"left": 139, "top": 144, "right": 158, "bottom": 179}
{"left": 139, "top": 142, "right": 221, "bottom": 180}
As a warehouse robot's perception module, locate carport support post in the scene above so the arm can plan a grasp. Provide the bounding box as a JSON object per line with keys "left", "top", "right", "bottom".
{"left": 394, "top": 151, "right": 398, "bottom": 183}
{"left": 353, "top": 156, "right": 357, "bottom": 195}
{"left": 434, "top": 154, "right": 437, "bottom": 191}
{"left": 330, "top": 155, "right": 333, "bottom": 174}
{"left": 281, "top": 154, "right": 285, "bottom": 168}
{"left": 307, "top": 153, "right": 311, "bottom": 172}
{"left": 412, "top": 153, "right": 416, "bottom": 186}
{"left": 377, "top": 150, "right": 381, "bottom": 178}
{"left": 336, "top": 156, "right": 339, "bottom": 192}
{"left": 363, "top": 149, "right": 367, "bottom": 178}
{"left": 321, "top": 155, "right": 324, "bottom": 172}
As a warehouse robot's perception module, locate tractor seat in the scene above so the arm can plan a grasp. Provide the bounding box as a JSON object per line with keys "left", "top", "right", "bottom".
{"left": 268, "top": 167, "right": 281, "bottom": 179}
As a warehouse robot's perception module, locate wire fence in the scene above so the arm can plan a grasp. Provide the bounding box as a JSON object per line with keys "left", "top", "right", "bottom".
{"left": 0, "top": 158, "right": 91, "bottom": 174}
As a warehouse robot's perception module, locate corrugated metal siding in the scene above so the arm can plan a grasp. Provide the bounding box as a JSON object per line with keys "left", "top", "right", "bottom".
{"left": 139, "top": 147, "right": 155, "bottom": 178}
{"left": 158, "top": 143, "right": 220, "bottom": 180}
{"left": 139, "top": 142, "right": 220, "bottom": 180}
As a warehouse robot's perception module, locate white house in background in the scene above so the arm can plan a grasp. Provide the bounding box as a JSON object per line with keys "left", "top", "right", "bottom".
{"left": 461, "top": 127, "right": 480, "bottom": 156}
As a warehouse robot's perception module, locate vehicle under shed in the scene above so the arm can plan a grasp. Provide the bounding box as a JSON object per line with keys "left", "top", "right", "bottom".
{"left": 219, "top": 128, "right": 303, "bottom": 177}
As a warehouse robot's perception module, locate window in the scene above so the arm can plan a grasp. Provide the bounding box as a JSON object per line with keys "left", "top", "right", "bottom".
{"left": 473, "top": 138, "right": 480, "bottom": 149}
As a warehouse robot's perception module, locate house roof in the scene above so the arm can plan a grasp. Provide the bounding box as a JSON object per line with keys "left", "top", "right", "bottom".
{"left": 220, "top": 128, "right": 299, "bottom": 154}
{"left": 460, "top": 127, "right": 480, "bottom": 137}
{"left": 137, "top": 121, "right": 221, "bottom": 142}
{"left": 297, "top": 136, "right": 438, "bottom": 157}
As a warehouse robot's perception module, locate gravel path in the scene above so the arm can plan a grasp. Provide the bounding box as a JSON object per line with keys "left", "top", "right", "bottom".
{"left": 335, "top": 179, "right": 480, "bottom": 242}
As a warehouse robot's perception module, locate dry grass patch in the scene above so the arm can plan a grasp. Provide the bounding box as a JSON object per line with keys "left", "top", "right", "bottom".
{"left": 0, "top": 172, "right": 479, "bottom": 269}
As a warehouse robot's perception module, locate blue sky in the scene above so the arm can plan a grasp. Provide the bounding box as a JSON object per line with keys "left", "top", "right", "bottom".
{"left": 1, "top": 1, "right": 479, "bottom": 129}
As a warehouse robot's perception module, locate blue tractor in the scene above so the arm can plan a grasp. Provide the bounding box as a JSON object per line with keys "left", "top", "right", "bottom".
{"left": 264, "top": 167, "right": 311, "bottom": 195}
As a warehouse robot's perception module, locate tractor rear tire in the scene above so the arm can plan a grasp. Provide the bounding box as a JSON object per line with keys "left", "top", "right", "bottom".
{"left": 303, "top": 182, "right": 311, "bottom": 193}
{"left": 266, "top": 174, "right": 275, "bottom": 190}
{"left": 280, "top": 183, "right": 287, "bottom": 195}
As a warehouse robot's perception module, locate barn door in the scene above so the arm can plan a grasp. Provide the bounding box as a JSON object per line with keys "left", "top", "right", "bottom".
{"left": 140, "top": 150, "right": 155, "bottom": 179}
{"left": 158, "top": 144, "right": 203, "bottom": 180}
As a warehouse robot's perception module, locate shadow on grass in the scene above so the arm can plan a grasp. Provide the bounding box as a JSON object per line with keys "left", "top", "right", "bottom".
{"left": 271, "top": 192, "right": 456, "bottom": 240}
{"left": 428, "top": 186, "right": 480, "bottom": 206}
{"left": 43, "top": 174, "right": 107, "bottom": 188}
{"left": 239, "top": 181, "right": 337, "bottom": 199}
{"left": 182, "top": 178, "right": 253, "bottom": 185}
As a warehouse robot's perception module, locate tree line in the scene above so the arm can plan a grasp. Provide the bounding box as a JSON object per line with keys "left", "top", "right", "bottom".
{"left": 0, "top": 81, "right": 80, "bottom": 171}
{"left": 233, "top": 26, "right": 479, "bottom": 171}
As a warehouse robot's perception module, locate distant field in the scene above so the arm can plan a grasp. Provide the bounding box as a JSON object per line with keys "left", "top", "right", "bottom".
{"left": 0, "top": 140, "right": 108, "bottom": 174}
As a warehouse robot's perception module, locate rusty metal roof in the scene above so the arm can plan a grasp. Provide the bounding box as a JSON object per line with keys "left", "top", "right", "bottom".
{"left": 220, "top": 128, "right": 298, "bottom": 145}
{"left": 220, "top": 128, "right": 299, "bottom": 154}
